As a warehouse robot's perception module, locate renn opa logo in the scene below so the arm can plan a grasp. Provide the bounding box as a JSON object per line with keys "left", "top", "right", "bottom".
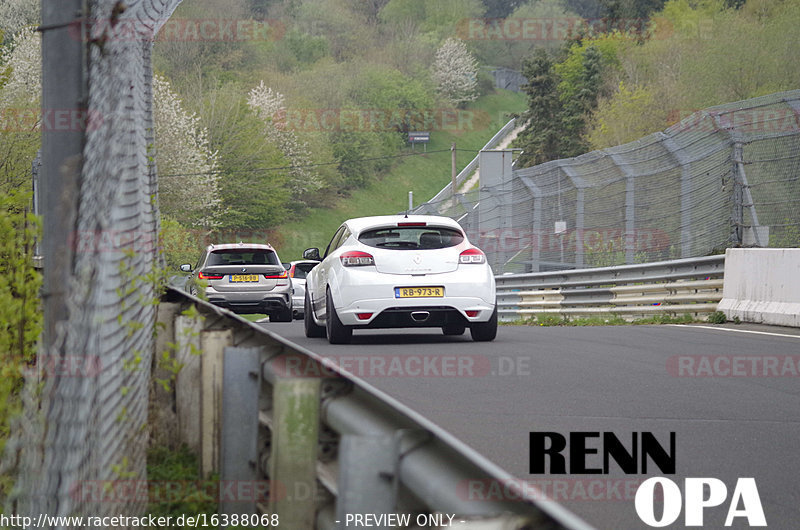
{"left": 529, "top": 431, "right": 766, "bottom": 527}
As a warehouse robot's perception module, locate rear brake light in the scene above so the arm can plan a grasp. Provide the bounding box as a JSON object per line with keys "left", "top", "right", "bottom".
{"left": 341, "top": 251, "right": 374, "bottom": 267}
{"left": 466, "top": 310, "right": 480, "bottom": 317}
{"left": 198, "top": 271, "right": 224, "bottom": 279}
{"left": 356, "top": 312, "right": 373, "bottom": 320}
{"left": 459, "top": 248, "right": 485, "bottom": 264}
{"left": 398, "top": 222, "right": 426, "bottom": 227}
{"left": 264, "top": 270, "right": 289, "bottom": 279}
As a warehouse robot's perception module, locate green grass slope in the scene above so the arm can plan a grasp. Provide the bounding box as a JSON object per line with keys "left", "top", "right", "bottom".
{"left": 274, "top": 90, "right": 525, "bottom": 260}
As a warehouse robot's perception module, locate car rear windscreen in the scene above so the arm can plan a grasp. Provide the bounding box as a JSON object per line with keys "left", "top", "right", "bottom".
{"left": 358, "top": 227, "right": 464, "bottom": 250}
{"left": 207, "top": 249, "right": 280, "bottom": 266}
{"left": 293, "top": 263, "right": 317, "bottom": 279}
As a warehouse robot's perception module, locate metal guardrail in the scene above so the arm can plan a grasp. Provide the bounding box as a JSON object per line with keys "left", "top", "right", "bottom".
{"left": 415, "top": 118, "right": 517, "bottom": 209}
{"left": 495, "top": 255, "right": 726, "bottom": 322}
{"left": 157, "top": 286, "right": 593, "bottom": 530}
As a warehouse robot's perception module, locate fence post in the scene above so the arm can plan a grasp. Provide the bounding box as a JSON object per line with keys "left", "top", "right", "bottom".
{"left": 733, "top": 141, "right": 764, "bottom": 246}
{"left": 732, "top": 143, "right": 745, "bottom": 245}
{"left": 521, "top": 177, "right": 542, "bottom": 273}
{"left": 659, "top": 133, "right": 693, "bottom": 257}
{"left": 608, "top": 153, "right": 636, "bottom": 264}
{"left": 624, "top": 175, "right": 636, "bottom": 264}
{"left": 575, "top": 187, "right": 585, "bottom": 268}
{"left": 559, "top": 165, "right": 586, "bottom": 269}
{"left": 40, "top": 0, "right": 87, "bottom": 352}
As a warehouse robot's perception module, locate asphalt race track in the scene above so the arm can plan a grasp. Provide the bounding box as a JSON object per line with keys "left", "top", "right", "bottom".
{"left": 258, "top": 320, "right": 800, "bottom": 530}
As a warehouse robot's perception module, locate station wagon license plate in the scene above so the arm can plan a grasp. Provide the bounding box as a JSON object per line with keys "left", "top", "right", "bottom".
{"left": 230, "top": 274, "right": 259, "bottom": 282}
{"left": 395, "top": 286, "right": 444, "bottom": 298}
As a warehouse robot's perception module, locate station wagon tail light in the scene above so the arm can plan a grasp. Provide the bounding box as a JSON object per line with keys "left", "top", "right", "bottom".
{"left": 263, "top": 270, "right": 289, "bottom": 279}
{"left": 459, "top": 248, "right": 486, "bottom": 264}
{"left": 341, "top": 250, "right": 375, "bottom": 267}
{"left": 198, "top": 271, "right": 224, "bottom": 279}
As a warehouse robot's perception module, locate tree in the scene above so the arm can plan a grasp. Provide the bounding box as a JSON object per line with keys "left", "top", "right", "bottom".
{"left": 0, "top": 28, "right": 41, "bottom": 196}
{"left": 470, "top": 0, "right": 581, "bottom": 71}
{"left": 587, "top": 81, "right": 665, "bottom": 148}
{"left": 431, "top": 37, "right": 478, "bottom": 106}
{"left": 203, "top": 83, "right": 291, "bottom": 231}
{"left": 153, "top": 75, "right": 222, "bottom": 229}
{"left": 0, "top": 28, "right": 39, "bottom": 109}
{"left": 559, "top": 44, "right": 603, "bottom": 156}
{"left": 247, "top": 81, "right": 322, "bottom": 204}
{"left": 514, "top": 48, "right": 563, "bottom": 167}
{"left": 481, "top": 0, "right": 524, "bottom": 18}
{"left": 0, "top": 0, "right": 39, "bottom": 43}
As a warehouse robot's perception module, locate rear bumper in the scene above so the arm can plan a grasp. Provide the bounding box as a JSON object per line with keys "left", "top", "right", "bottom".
{"left": 357, "top": 306, "right": 469, "bottom": 329}
{"left": 207, "top": 290, "right": 291, "bottom": 315}
{"left": 331, "top": 266, "right": 495, "bottom": 327}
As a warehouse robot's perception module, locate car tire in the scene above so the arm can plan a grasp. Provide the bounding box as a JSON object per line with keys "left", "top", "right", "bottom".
{"left": 470, "top": 306, "right": 498, "bottom": 342}
{"left": 326, "top": 289, "right": 352, "bottom": 344}
{"left": 271, "top": 306, "right": 293, "bottom": 323}
{"left": 442, "top": 324, "right": 466, "bottom": 336}
{"left": 304, "top": 290, "right": 326, "bottom": 338}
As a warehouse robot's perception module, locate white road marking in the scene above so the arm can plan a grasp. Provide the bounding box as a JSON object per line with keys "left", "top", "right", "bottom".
{"left": 669, "top": 324, "right": 800, "bottom": 340}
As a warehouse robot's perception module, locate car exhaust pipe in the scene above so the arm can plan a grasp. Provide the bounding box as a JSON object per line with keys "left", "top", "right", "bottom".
{"left": 411, "top": 311, "right": 430, "bottom": 322}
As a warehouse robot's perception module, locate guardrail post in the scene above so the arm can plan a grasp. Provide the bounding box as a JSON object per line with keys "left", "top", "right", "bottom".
{"left": 151, "top": 302, "right": 181, "bottom": 449}
{"left": 221, "top": 346, "right": 262, "bottom": 515}
{"left": 175, "top": 314, "right": 203, "bottom": 453}
{"left": 335, "top": 435, "right": 399, "bottom": 527}
{"left": 268, "top": 376, "right": 321, "bottom": 527}
{"left": 200, "top": 330, "right": 233, "bottom": 475}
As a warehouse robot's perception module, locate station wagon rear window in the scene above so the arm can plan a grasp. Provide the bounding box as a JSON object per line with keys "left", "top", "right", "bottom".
{"left": 207, "top": 249, "right": 280, "bottom": 266}
{"left": 358, "top": 227, "right": 464, "bottom": 250}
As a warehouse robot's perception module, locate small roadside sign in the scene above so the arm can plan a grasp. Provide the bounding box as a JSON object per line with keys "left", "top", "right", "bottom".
{"left": 408, "top": 131, "right": 430, "bottom": 143}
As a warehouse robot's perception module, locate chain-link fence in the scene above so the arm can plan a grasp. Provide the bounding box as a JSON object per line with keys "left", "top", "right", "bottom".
{"left": 413, "top": 90, "right": 800, "bottom": 274}
{"left": 4, "top": 0, "right": 181, "bottom": 524}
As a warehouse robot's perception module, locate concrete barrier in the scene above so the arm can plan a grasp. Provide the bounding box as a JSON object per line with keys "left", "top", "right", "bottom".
{"left": 718, "top": 248, "right": 800, "bottom": 327}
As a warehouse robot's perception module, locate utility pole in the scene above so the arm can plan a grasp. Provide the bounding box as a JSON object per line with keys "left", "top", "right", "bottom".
{"left": 40, "top": 0, "right": 87, "bottom": 351}
{"left": 451, "top": 142, "right": 456, "bottom": 196}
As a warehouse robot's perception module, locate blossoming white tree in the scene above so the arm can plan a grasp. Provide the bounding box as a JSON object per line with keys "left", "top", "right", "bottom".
{"left": 431, "top": 37, "right": 479, "bottom": 107}
{"left": 0, "top": 0, "right": 39, "bottom": 43}
{"left": 0, "top": 28, "right": 40, "bottom": 110}
{"left": 1, "top": 28, "right": 41, "bottom": 193}
{"left": 153, "top": 74, "right": 222, "bottom": 228}
{"left": 247, "top": 81, "right": 321, "bottom": 198}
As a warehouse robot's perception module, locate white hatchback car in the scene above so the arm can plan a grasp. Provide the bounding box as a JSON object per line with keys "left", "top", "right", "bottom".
{"left": 302, "top": 215, "right": 497, "bottom": 344}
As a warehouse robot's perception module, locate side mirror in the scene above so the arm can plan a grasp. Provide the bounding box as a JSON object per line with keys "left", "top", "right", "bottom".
{"left": 303, "top": 248, "right": 321, "bottom": 261}
{"left": 180, "top": 264, "right": 192, "bottom": 272}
